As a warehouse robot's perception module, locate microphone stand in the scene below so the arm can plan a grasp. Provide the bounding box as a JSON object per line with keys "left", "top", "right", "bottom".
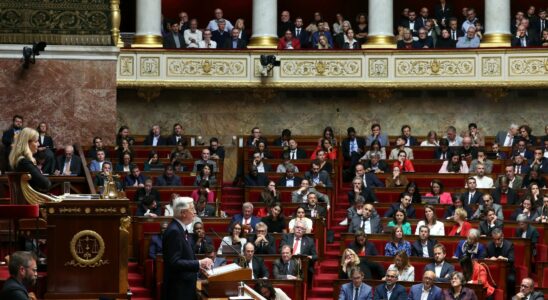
{"left": 209, "top": 228, "right": 247, "bottom": 268}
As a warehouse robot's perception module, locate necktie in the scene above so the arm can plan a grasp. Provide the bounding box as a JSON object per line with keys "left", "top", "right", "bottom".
{"left": 64, "top": 159, "right": 71, "bottom": 175}
{"left": 354, "top": 287, "right": 359, "bottom": 300}
{"left": 291, "top": 150, "right": 296, "bottom": 159}
{"left": 296, "top": 28, "right": 300, "bottom": 37}
{"left": 285, "top": 262, "right": 290, "bottom": 273}
{"left": 293, "top": 238, "right": 300, "bottom": 254}
{"left": 522, "top": 37, "right": 526, "bottom": 47}
{"left": 184, "top": 229, "right": 189, "bottom": 241}
{"left": 452, "top": 31, "right": 456, "bottom": 40}
{"left": 468, "top": 193, "right": 473, "bottom": 205}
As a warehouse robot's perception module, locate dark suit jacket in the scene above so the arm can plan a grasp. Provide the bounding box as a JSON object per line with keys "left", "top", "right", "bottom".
{"left": 339, "top": 282, "right": 372, "bottom": 300}
{"left": 234, "top": 256, "right": 269, "bottom": 279}
{"left": 511, "top": 36, "right": 535, "bottom": 47}
{"left": 272, "top": 258, "right": 299, "bottom": 279}
{"left": 304, "top": 170, "right": 333, "bottom": 187}
{"left": 424, "top": 261, "right": 455, "bottom": 282}
{"left": 278, "top": 21, "right": 295, "bottom": 38}
{"left": 0, "top": 277, "right": 29, "bottom": 300}
{"left": 294, "top": 27, "right": 309, "bottom": 48}
{"left": 222, "top": 38, "right": 247, "bottom": 49}
{"left": 342, "top": 137, "right": 366, "bottom": 160}
{"left": 280, "top": 234, "right": 317, "bottom": 261}
{"left": 193, "top": 236, "right": 213, "bottom": 254}
{"left": 349, "top": 215, "right": 383, "bottom": 234}
{"left": 363, "top": 160, "right": 389, "bottom": 173}
{"left": 166, "top": 135, "right": 187, "bottom": 146}
{"left": 144, "top": 134, "right": 168, "bottom": 146}
{"left": 149, "top": 234, "right": 163, "bottom": 259}
{"left": 196, "top": 204, "right": 216, "bottom": 217}
{"left": 400, "top": 20, "right": 421, "bottom": 35}
{"left": 56, "top": 154, "right": 82, "bottom": 176}
{"left": 348, "top": 188, "right": 378, "bottom": 204}
{"left": 247, "top": 233, "right": 276, "bottom": 254}
{"left": 161, "top": 219, "right": 200, "bottom": 300}
{"left": 411, "top": 239, "right": 437, "bottom": 258}
{"left": 134, "top": 187, "right": 161, "bottom": 204}
{"left": 163, "top": 33, "right": 186, "bottom": 48}
{"left": 124, "top": 174, "right": 147, "bottom": 188}
{"left": 408, "top": 284, "right": 442, "bottom": 300}
{"left": 277, "top": 176, "right": 303, "bottom": 187}
{"left": 300, "top": 204, "right": 327, "bottom": 219}
{"left": 373, "top": 283, "right": 407, "bottom": 300}
{"left": 339, "top": 259, "right": 385, "bottom": 280}
{"left": 15, "top": 158, "right": 51, "bottom": 192}
{"left": 230, "top": 214, "right": 261, "bottom": 232}
{"left": 284, "top": 148, "right": 307, "bottom": 159}
{"left": 38, "top": 135, "right": 54, "bottom": 150}
{"left": 434, "top": 4, "right": 453, "bottom": 25}
{"left": 244, "top": 173, "right": 269, "bottom": 187}
{"left": 433, "top": 148, "right": 453, "bottom": 160}
{"left": 491, "top": 188, "right": 519, "bottom": 205}
{"left": 384, "top": 203, "right": 416, "bottom": 218}
{"left": 363, "top": 173, "right": 384, "bottom": 188}
{"left": 1, "top": 128, "right": 16, "bottom": 152}
{"left": 348, "top": 241, "right": 379, "bottom": 256}
{"left": 479, "top": 219, "right": 504, "bottom": 237}
{"left": 155, "top": 175, "right": 182, "bottom": 186}
{"left": 486, "top": 239, "right": 515, "bottom": 268}
{"left": 212, "top": 30, "right": 230, "bottom": 47}
{"left": 459, "top": 191, "right": 483, "bottom": 206}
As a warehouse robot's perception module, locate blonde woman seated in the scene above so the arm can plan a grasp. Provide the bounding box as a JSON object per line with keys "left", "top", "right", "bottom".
{"left": 288, "top": 207, "right": 313, "bottom": 233}
{"left": 317, "top": 35, "right": 332, "bottom": 49}
{"left": 387, "top": 250, "right": 415, "bottom": 281}
{"left": 415, "top": 204, "right": 445, "bottom": 236}
{"left": 339, "top": 248, "right": 385, "bottom": 280}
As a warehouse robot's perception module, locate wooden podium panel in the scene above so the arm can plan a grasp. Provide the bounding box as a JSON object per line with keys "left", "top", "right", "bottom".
{"left": 44, "top": 200, "right": 130, "bottom": 299}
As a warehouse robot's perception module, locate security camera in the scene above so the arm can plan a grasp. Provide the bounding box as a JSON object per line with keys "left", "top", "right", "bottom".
{"left": 22, "top": 42, "right": 47, "bottom": 69}
{"left": 259, "top": 54, "right": 280, "bottom": 77}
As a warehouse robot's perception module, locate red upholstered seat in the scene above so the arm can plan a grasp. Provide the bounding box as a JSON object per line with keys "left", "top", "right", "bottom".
{"left": 543, "top": 267, "right": 548, "bottom": 287}
{"left": 537, "top": 244, "right": 548, "bottom": 262}
{"left": 276, "top": 282, "right": 298, "bottom": 299}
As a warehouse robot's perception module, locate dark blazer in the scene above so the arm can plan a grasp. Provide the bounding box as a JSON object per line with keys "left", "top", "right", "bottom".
{"left": 373, "top": 283, "right": 407, "bottom": 300}
{"left": 491, "top": 188, "right": 519, "bottom": 205}
{"left": 424, "top": 261, "right": 455, "bottom": 282}
{"left": 459, "top": 191, "right": 483, "bottom": 206}
{"left": 512, "top": 291, "right": 544, "bottom": 300}
{"left": 433, "top": 148, "right": 453, "bottom": 160}
{"left": 342, "top": 137, "right": 366, "bottom": 160}
{"left": 272, "top": 258, "right": 299, "bottom": 279}
{"left": 384, "top": 203, "right": 416, "bottom": 218}
{"left": 434, "top": 4, "right": 453, "bottom": 25}
{"left": 247, "top": 233, "right": 276, "bottom": 254}
{"left": 234, "top": 256, "right": 269, "bottom": 279}
{"left": 411, "top": 238, "right": 437, "bottom": 258}
{"left": 277, "top": 176, "right": 303, "bottom": 187}
{"left": 230, "top": 214, "right": 261, "bottom": 232}
{"left": 349, "top": 215, "right": 383, "bottom": 234}
{"left": 134, "top": 187, "right": 161, "bottom": 204}
{"left": 363, "top": 160, "right": 389, "bottom": 173}
{"left": 300, "top": 204, "right": 327, "bottom": 219}
{"left": 15, "top": 158, "right": 51, "bottom": 192}
{"left": 161, "top": 219, "right": 200, "bottom": 300}
{"left": 196, "top": 204, "right": 216, "bottom": 217}
{"left": 348, "top": 187, "right": 379, "bottom": 205}
{"left": 136, "top": 199, "right": 162, "bottom": 217}
{"left": 363, "top": 173, "right": 385, "bottom": 188}
{"left": 278, "top": 21, "right": 295, "bottom": 38}
{"left": 486, "top": 239, "right": 515, "bottom": 267}
{"left": 149, "top": 234, "right": 163, "bottom": 259}
{"left": 124, "top": 174, "right": 148, "bottom": 188}
{"left": 284, "top": 148, "right": 307, "bottom": 159}
{"left": 280, "top": 234, "right": 317, "bottom": 261}
{"left": 416, "top": 37, "right": 434, "bottom": 48}
{"left": 348, "top": 241, "right": 379, "bottom": 256}
{"left": 211, "top": 30, "right": 230, "bottom": 47}
{"left": 156, "top": 175, "right": 182, "bottom": 186}
{"left": 56, "top": 154, "right": 82, "bottom": 176}
{"left": 38, "top": 135, "right": 54, "bottom": 150}
{"left": 479, "top": 219, "right": 504, "bottom": 237}
{"left": 304, "top": 170, "right": 333, "bottom": 188}
{"left": 293, "top": 27, "right": 309, "bottom": 48}
{"left": 167, "top": 135, "right": 187, "bottom": 146}
{"left": 408, "top": 283, "right": 442, "bottom": 300}
{"left": 222, "top": 38, "right": 247, "bottom": 49}
{"left": 0, "top": 277, "right": 29, "bottom": 300}
{"left": 400, "top": 20, "right": 421, "bottom": 35}
{"left": 143, "top": 134, "right": 168, "bottom": 146}
{"left": 404, "top": 136, "right": 419, "bottom": 146}
{"left": 511, "top": 36, "right": 535, "bottom": 47}
{"left": 339, "top": 259, "right": 385, "bottom": 280}
{"left": 1, "top": 128, "right": 17, "bottom": 153}
{"left": 244, "top": 173, "right": 269, "bottom": 187}
{"left": 193, "top": 236, "right": 213, "bottom": 255}
{"left": 163, "top": 33, "right": 186, "bottom": 48}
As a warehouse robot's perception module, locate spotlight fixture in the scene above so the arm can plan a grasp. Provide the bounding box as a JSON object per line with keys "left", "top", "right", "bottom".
{"left": 22, "top": 42, "right": 47, "bottom": 69}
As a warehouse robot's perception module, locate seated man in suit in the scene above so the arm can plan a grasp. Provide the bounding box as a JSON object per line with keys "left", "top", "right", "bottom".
{"left": 230, "top": 202, "right": 260, "bottom": 234}
{"left": 89, "top": 149, "right": 108, "bottom": 172}
{"left": 512, "top": 155, "right": 530, "bottom": 176}
{"left": 155, "top": 165, "right": 182, "bottom": 186}
{"left": 460, "top": 177, "right": 482, "bottom": 205}
{"left": 193, "top": 222, "right": 213, "bottom": 254}
{"left": 300, "top": 193, "right": 327, "bottom": 219}
{"left": 281, "top": 220, "right": 317, "bottom": 285}
{"left": 349, "top": 203, "right": 383, "bottom": 234}
{"left": 354, "top": 163, "right": 384, "bottom": 188}
{"left": 479, "top": 208, "right": 504, "bottom": 237}
{"left": 487, "top": 228, "right": 516, "bottom": 297}
{"left": 373, "top": 266, "right": 407, "bottom": 300}
{"left": 211, "top": 19, "right": 230, "bottom": 47}
{"left": 223, "top": 28, "right": 247, "bottom": 49}
{"left": 208, "top": 137, "right": 225, "bottom": 160}
{"left": 201, "top": 244, "right": 226, "bottom": 278}
{"left": 496, "top": 123, "right": 519, "bottom": 147}
{"left": 411, "top": 225, "right": 437, "bottom": 258}
{"left": 363, "top": 152, "right": 388, "bottom": 174}
{"left": 244, "top": 166, "right": 269, "bottom": 187}
{"left": 277, "top": 165, "right": 302, "bottom": 187}
{"left": 472, "top": 193, "right": 504, "bottom": 220}
{"left": 149, "top": 222, "right": 168, "bottom": 259}
{"left": 55, "top": 145, "right": 82, "bottom": 176}
{"left": 234, "top": 243, "right": 269, "bottom": 279}
{"left": 195, "top": 198, "right": 215, "bottom": 217}
{"left": 246, "top": 126, "right": 267, "bottom": 148}
{"left": 339, "top": 268, "right": 372, "bottom": 300}
{"left": 408, "top": 271, "right": 442, "bottom": 300}
{"left": 384, "top": 193, "right": 416, "bottom": 218}
{"left": 87, "top": 136, "right": 110, "bottom": 161}
{"left": 401, "top": 125, "right": 419, "bottom": 146}
{"left": 366, "top": 123, "right": 389, "bottom": 147}
{"left": 124, "top": 165, "right": 147, "bottom": 188}
{"left": 273, "top": 245, "right": 299, "bottom": 279}
{"left": 512, "top": 25, "right": 534, "bottom": 47}
{"left": 292, "top": 179, "right": 330, "bottom": 209}
{"left": 251, "top": 151, "right": 272, "bottom": 173}
{"left": 496, "top": 164, "right": 523, "bottom": 190}
{"left": 530, "top": 148, "right": 548, "bottom": 174}
{"left": 248, "top": 222, "right": 276, "bottom": 255}
{"left": 285, "top": 139, "right": 307, "bottom": 160}
{"left": 434, "top": 138, "right": 453, "bottom": 160}
{"left": 143, "top": 124, "right": 167, "bottom": 146}
{"left": 192, "top": 148, "right": 218, "bottom": 173}
{"left": 513, "top": 139, "right": 534, "bottom": 161}
{"left": 424, "top": 244, "right": 455, "bottom": 283}
{"left": 342, "top": 127, "right": 366, "bottom": 165}
{"left": 513, "top": 278, "right": 544, "bottom": 300}
{"left": 304, "top": 160, "right": 332, "bottom": 188}
{"left": 492, "top": 176, "right": 520, "bottom": 205}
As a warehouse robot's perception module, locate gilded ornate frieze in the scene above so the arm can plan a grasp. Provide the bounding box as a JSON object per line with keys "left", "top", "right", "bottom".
{"left": 481, "top": 57, "right": 502, "bottom": 77}
{"left": 508, "top": 57, "right": 548, "bottom": 76}
{"left": 139, "top": 57, "right": 160, "bottom": 77}
{"left": 119, "top": 56, "right": 134, "bottom": 77}
{"left": 280, "top": 58, "right": 361, "bottom": 77}
{"left": 166, "top": 57, "right": 247, "bottom": 77}
{"left": 368, "top": 58, "right": 389, "bottom": 78}
{"left": 0, "top": 0, "right": 112, "bottom": 45}
{"left": 395, "top": 58, "right": 475, "bottom": 77}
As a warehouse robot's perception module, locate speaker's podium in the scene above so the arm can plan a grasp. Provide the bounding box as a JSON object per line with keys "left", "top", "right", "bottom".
{"left": 44, "top": 199, "right": 130, "bottom": 299}
{"left": 198, "top": 264, "right": 252, "bottom": 298}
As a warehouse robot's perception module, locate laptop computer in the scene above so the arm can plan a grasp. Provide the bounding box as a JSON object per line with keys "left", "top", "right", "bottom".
{"left": 421, "top": 196, "right": 440, "bottom": 204}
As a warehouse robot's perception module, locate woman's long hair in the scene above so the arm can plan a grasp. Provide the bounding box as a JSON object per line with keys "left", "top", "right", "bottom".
{"left": 9, "top": 127, "right": 38, "bottom": 169}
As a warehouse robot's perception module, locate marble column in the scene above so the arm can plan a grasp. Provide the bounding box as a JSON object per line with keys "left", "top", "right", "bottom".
{"left": 132, "top": 0, "right": 162, "bottom": 48}
{"left": 364, "top": 0, "right": 395, "bottom": 48}
{"left": 247, "top": 0, "right": 278, "bottom": 49}
{"left": 481, "top": 0, "right": 511, "bottom": 47}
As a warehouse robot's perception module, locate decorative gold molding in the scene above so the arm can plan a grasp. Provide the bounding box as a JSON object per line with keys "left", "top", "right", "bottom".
{"left": 363, "top": 35, "right": 396, "bottom": 49}
{"left": 482, "top": 88, "right": 508, "bottom": 102}
{"left": 395, "top": 58, "right": 475, "bottom": 77}
{"left": 481, "top": 33, "right": 512, "bottom": 48}
{"left": 280, "top": 58, "right": 361, "bottom": 77}
{"left": 65, "top": 230, "right": 109, "bottom": 268}
{"left": 247, "top": 36, "right": 278, "bottom": 49}
{"left": 110, "top": 0, "right": 123, "bottom": 47}
{"left": 369, "top": 58, "right": 389, "bottom": 78}
{"left": 481, "top": 57, "right": 502, "bottom": 77}
{"left": 139, "top": 57, "right": 160, "bottom": 77}
{"left": 508, "top": 57, "right": 548, "bottom": 76}
{"left": 132, "top": 35, "right": 163, "bottom": 48}
{"left": 119, "top": 56, "right": 135, "bottom": 77}
{"left": 166, "top": 57, "right": 247, "bottom": 77}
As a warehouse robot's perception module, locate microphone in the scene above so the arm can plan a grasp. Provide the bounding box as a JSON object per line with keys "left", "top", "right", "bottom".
{"left": 209, "top": 228, "right": 247, "bottom": 267}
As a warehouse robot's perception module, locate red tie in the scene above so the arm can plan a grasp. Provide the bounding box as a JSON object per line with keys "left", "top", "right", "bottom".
{"left": 293, "top": 238, "right": 300, "bottom": 254}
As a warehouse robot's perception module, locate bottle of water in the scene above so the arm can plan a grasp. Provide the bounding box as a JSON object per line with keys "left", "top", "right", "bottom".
{"left": 238, "top": 281, "right": 244, "bottom": 296}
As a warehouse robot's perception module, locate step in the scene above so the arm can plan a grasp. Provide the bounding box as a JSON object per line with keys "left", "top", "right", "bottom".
{"left": 128, "top": 262, "right": 140, "bottom": 273}
{"left": 129, "top": 286, "right": 152, "bottom": 298}
{"left": 128, "top": 273, "right": 144, "bottom": 286}
{"left": 310, "top": 286, "right": 335, "bottom": 297}
{"left": 324, "top": 250, "right": 340, "bottom": 258}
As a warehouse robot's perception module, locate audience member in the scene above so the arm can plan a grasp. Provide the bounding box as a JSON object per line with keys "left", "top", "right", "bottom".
{"left": 385, "top": 166, "right": 408, "bottom": 188}
{"left": 439, "top": 153, "right": 469, "bottom": 174}
{"left": 155, "top": 165, "right": 182, "bottom": 186}
{"left": 247, "top": 222, "right": 275, "bottom": 255}
{"left": 469, "top": 150, "right": 493, "bottom": 174}
{"left": 192, "top": 148, "right": 218, "bottom": 173}
{"left": 195, "top": 197, "right": 215, "bottom": 217}
{"left": 426, "top": 179, "right": 453, "bottom": 204}
{"left": 55, "top": 145, "right": 82, "bottom": 176}
{"left": 124, "top": 165, "right": 146, "bottom": 188}
{"left": 277, "top": 29, "right": 301, "bottom": 50}
{"left": 403, "top": 181, "right": 422, "bottom": 203}
{"left": 348, "top": 230, "right": 378, "bottom": 256}
{"left": 149, "top": 222, "right": 167, "bottom": 259}
{"left": 487, "top": 228, "right": 516, "bottom": 296}
{"left": 452, "top": 229, "right": 486, "bottom": 260}
{"left": 277, "top": 11, "right": 295, "bottom": 38}
{"left": 144, "top": 125, "right": 167, "bottom": 146}
{"left": 460, "top": 177, "right": 482, "bottom": 205}
{"left": 183, "top": 19, "right": 202, "bottom": 48}
{"left": 191, "top": 180, "right": 215, "bottom": 203}
{"left": 342, "top": 127, "right": 366, "bottom": 163}
{"left": 434, "top": 138, "right": 452, "bottom": 160}
{"left": 251, "top": 151, "right": 272, "bottom": 173}
{"left": 408, "top": 271, "right": 442, "bottom": 300}
{"left": 349, "top": 203, "right": 383, "bottom": 234}
{"left": 288, "top": 207, "right": 313, "bottom": 233}
{"left": 198, "top": 29, "right": 217, "bottom": 48}
{"left": 115, "top": 152, "right": 134, "bottom": 173}
{"left": 373, "top": 266, "right": 407, "bottom": 300}
{"left": 89, "top": 149, "right": 108, "bottom": 172}
{"left": 163, "top": 22, "right": 186, "bottom": 49}
{"left": 459, "top": 255, "right": 495, "bottom": 298}
{"left": 415, "top": 205, "right": 445, "bottom": 236}
{"left": 293, "top": 17, "right": 309, "bottom": 48}
{"left": 36, "top": 122, "right": 56, "bottom": 174}
{"left": 354, "top": 163, "right": 384, "bottom": 188}
{"left": 366, "top": 123, "right": 389, "bottom": 147}
{"left": 424, "top": 244, "right": 455, "bottom": 283}
{"left": 94, "top": 162, "right": 122, "bottom": 191}
{"left": 223, "top": 28, "right": 247, "bottom": 49}
{"left": 304, "top": 160, "right": 332, "bottom": 188}
{"left": 479, "top": 208, "right": 504, "bottom": 237}
{"left": 277, "top": 165, "right": 302, "bottom": 187}
{"left": 387, "top": 209, "right": 411, "bottom": 235}
{"left": 511, "top": 198, "right": 539, "bottom": 221}
{"left": 411, "top": 225, "right": 437, "bottom": 258}
{"left": 217, "top": 222, "right": 246, "bottom": 255}
{"left": 234, "top": 243, "right": 269, "bottom": 279}
{"left": 261, "top": 203, "right": 286, "bottom": 233}
{"left": 193, "top": 164, "right": 216, "bottom": 187}
{"left": 144, "top": 151, "right": 164, "bottom": 171}
{"left": 254, "top": 279, "right": 291, "bottom": 300}
{"left": 513, "top": 278, "right": 544, "bottom": 300}
{"left": 516, "top": 214, "right": 540, "bottom": 255}
{"left": 493, "top": 175, "right": 520, "bottom": 206}
{"left": 300, "top": 193, "right": 327, "bottom": 219}
{"left": 193, "top": 222, "right": 213, "bottom": 254}
{"left": 244, "top": 166, "right": 269, "bottom": 187}
{"left": 230, "top": 202, "right": 260, "bottom": 234}
{"left": 208, "top": 137, "right": 225, "bottom": 160}
{"left": 207, "top": 8, "right": 233, "bottom": 32}
{"left": 281, "top": 219, "right": 317, "bottom": 284}
{"left": 259, "top": 181, "right": 279, "bottom": 207}
{"left": 384, "top": 226, "right": 411, "bottom": 257}
{"left": 442, "top": 271, "right": 477, "bottom": 300}
{"left": 273, "top": 244, "right": 299, "bottom": 279}
{"left": 291, "top": 178, "right": 330, "bottom": 208}
{"left": 384, "top": 193, "right": 416, "bottom": 218}
{"left": 338, "top": 267, "right": 373, "bottom": 300}
{"left": 448, "top": 208, "right": 472, "bottom": 237}
{"left": 211, "top": 19, "right": 230, "bottom": 47}
{"left": 472, "top": 194, "right": 503, "bottom": 221}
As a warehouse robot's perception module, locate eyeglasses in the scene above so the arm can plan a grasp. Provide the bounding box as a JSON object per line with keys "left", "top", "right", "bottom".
{"left": 521, "top": 284, "right": 532, "bottom": 288}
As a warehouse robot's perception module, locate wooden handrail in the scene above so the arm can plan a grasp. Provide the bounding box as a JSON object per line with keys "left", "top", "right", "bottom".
{"left": 76, "top": 143, "right": 96, "bottom": 194}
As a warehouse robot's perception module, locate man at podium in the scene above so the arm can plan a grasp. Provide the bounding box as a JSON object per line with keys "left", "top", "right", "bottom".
{"left": 162, "top": 197, "right": 213, "bottom": 300}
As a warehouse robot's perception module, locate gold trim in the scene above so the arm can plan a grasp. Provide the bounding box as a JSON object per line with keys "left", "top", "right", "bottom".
{"left": 247, "top": 36, "right": 279, "bottom": 49}
{"left": 66, "top": 230, "right": 109, "bottom": 268}
{"left": 110, "top": 0, "right": 123, "bottom": 47}
{"left": 132, "top": 35, "right": 163, "bottom": 48}
{"left": 119, "top": 217, "right": 131, "bottom": 294}
{"left": 480, "top": 33, "right": 512, "bottom": 48}
{"left": 363, "top": 35, "right": 396, "bottom": 49}
{"left": 118, "top": 80, "right": 548, "bottom": 89}
{"left": 21, "top": 174, "right": 63, "bottom": 205}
